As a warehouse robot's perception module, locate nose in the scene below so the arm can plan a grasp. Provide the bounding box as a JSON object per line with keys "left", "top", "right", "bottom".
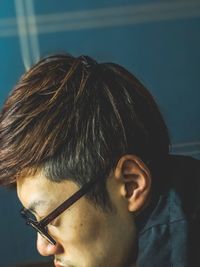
{"left": 36, "top": 233, "right": 63, "bottom": 256}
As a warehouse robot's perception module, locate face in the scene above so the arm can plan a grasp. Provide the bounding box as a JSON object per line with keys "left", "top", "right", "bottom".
{"left": 17, "top": 171, "right": 137, "bottom": 267}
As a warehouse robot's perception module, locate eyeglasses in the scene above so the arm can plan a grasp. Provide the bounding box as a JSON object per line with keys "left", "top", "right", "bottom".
{"left": 20, "top": 178, "right": 99, "bottom": 245}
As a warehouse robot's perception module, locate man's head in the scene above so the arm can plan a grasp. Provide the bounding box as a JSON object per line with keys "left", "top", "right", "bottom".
{"left": 0, "top": 54, "right": 169, "bottom": 267}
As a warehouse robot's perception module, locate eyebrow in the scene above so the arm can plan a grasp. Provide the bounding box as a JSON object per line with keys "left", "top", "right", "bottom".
{"left": 28, "top": 200, "right": 49, "bottom": 215}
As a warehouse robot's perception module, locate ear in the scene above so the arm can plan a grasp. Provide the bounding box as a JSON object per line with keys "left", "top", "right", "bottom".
{"left": 114, "top": 154, "right": 151, "bottom": 213}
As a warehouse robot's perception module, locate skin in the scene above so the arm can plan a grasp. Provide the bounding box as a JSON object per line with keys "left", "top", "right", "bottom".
{"left": 17, "top": 155, "right": 151, "bottom": 267}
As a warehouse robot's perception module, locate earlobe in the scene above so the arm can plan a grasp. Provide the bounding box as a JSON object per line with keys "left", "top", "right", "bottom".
{"left": 114, "top": 155, "right": 152, "bottom": 213}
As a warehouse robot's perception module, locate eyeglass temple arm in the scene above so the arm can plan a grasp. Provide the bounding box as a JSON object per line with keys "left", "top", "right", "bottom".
{"left": 39, "top": 179, "right": 98, "bottom": 227}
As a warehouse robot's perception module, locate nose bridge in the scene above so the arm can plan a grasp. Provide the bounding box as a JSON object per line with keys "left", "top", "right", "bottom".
{"left": 36, "top": 233, "right": 58, "bottom": 256}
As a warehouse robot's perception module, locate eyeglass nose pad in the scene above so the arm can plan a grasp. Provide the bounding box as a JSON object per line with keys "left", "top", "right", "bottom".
{"left": 36, "top": 224, "right": 57, "bottom": 245}
{"left": 28, "top": 220, "right": 56, "bottom": 245}
{"left": 40, "top": 230, "right": 57, "bottom": 245}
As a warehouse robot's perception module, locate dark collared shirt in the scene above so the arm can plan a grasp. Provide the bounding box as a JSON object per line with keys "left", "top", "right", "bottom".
{"left": 137, "top": 155, "right": 200, "bottom": 267}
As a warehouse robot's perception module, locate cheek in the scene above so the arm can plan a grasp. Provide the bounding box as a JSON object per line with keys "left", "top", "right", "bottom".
{"left": 57, "top": 203, "right": 106, "bottom": 246}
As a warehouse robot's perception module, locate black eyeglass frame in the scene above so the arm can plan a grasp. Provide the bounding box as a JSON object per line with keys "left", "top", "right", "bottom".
{"left": 20, "top": 178, "right": 99, "bottom": 245}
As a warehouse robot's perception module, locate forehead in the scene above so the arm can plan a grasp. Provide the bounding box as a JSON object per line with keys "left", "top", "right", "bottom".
{"left": 17, "top": 170, "right": 78, "bottom": 210}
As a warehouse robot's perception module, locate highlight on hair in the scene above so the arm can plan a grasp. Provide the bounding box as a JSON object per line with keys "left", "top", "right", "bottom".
{"left": 0, "top": 53, "right": 170, "bottom": 207}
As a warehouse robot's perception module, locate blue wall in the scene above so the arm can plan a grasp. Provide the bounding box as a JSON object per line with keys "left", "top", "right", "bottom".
{"left": 0, "top": 1, "right": 200, "bottom": 266}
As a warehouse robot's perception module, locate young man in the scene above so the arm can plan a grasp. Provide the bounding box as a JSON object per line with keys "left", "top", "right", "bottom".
{"left": 0, "top": 54, "right": 199, "bottom": 267}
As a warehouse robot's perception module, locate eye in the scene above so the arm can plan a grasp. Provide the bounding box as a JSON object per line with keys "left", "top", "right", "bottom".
{"left": 25, "top": 209, "right": 38, "bottom": 222}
